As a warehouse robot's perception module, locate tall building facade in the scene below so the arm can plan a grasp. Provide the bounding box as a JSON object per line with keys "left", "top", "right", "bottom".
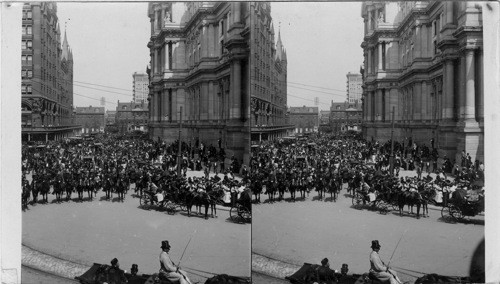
{"left": 346, "top": 72, "right": 362, "bottom": 104}
{"left": 133, "top": 72, "right": 149, "bottom": 103}
{"left": 21, "top": 2, "right": 79, "bottom": 142}
{"left": 147, "top": 2, "right": 250, "bottom": 165}
{"left": 288, "top": 106, "right": 319, "bottom": 134}
{"left": 74, "top": 106, "right": 106, "bottom": 134}
{"left": 250, "top": 2, "right": 293, "bottom": 142}
{"left": 361, "top": 2, "right": 484, "bottom": 164}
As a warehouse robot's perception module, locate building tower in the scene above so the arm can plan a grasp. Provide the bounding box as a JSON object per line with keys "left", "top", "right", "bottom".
{"left": 132, "top": 72, "right": 149, "bottom": 103}
{"left": 21, "top": 2, "right": 78, "bottom": 142}
{"left": 346, "top": 72, "right": 362, "bottom": 104}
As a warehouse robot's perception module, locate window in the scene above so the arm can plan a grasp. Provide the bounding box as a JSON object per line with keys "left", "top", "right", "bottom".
{"left": 27, "top": 26, "right": 32, "bottom": 35}
{"left": 22, "top": 70, "right": 27, "bottom": 78}
{"left": 28, "top": 70, "right": 33, "bottom": 78}
{"left": 22, "top": 55, "right": 27, "bottom": 63}
{"left": 26, "top": 85, "right": 32, "bottom": 94}
{"left": 27, "top": 40, "right": 32, "bottom": 49}
{"left": 22, "top": 41, "right": 26, "bottom": 50}
{"left": 22, "top": 26, "right": 26, "bottom": 35}
{"left": 27, "top": 11, "right": 32, "bottom": 19}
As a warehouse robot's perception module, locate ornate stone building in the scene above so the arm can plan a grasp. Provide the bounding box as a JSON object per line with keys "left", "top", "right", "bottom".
{"left": 147, "top": 2, "right": 250, "bottom": 165}
{"left": 116, "top": 101, "right": 149, "bottom": 134}
{"left": 250, "top": 2, "right": 292, "bottom": 142}
{"left": 361, "top": 1, "right": 484, "bottom": 163}
{"left": 21, "top": 2, "right": 79, "bottom": 142}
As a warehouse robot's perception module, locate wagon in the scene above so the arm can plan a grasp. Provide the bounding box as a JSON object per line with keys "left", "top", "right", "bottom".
{"left": 441, "top": 188, "right": 484, "bottom": 222}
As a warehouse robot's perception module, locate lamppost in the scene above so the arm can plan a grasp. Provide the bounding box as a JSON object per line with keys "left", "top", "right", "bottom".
{"left": 177, "top": 106, "right": 183, "bottom": 176}
{"left": 389, "top": 106, "right": 395, "bottom": 176}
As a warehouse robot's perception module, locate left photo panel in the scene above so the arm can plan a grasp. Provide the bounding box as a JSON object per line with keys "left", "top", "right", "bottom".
{"left": 16, "top": 2, "right": 251, "bottom": 283}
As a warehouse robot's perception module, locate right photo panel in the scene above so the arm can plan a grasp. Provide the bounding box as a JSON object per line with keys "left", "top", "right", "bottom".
{"left": 250, "top": 2, "right": 486, "bottom": 283}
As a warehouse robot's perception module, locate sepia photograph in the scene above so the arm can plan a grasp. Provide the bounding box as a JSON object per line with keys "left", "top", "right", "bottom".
{"left": 1, "top": 1, "right": 500, "bottom": 284}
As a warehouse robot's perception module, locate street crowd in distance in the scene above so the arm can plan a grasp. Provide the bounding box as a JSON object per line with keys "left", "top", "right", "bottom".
{"left": 250, "top": 132, "right": 485, "bottom": 220}
{"left": 21, "top": 134, "right": 251, "bottom": 220}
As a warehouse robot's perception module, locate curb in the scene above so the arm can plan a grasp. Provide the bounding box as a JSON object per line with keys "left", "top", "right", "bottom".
{"left": 251, "top": 253, "right": 300, "bottom": 280}
{"left": 22, "top": 245, "right": 90, "bottom": 280}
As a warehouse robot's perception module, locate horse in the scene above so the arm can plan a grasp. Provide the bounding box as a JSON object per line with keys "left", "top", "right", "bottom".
{"left": 52, "top": 178, "right": 64, "bottom": 203}
{"left": 328, "top": 178, "right": 341, "bottom": 202}
{"left": 251, "top": 176, "right": 262, "bottom": 203}
{"left": 115, "top": 177, "right": 127, "bottom": 202}
{"left": 104, "top": 178, "right": 114, "bottom": 200}
{"left": 40, "top": 179, "right": 50, "bottom": 203}
{"left": 397, "top": 190, "right": 423, "bottom": 219}
{"left": 31, "top": 178, "right": 39, "bottom": 205}
{"left": 289, "top": 180, "right": 297, "bottom": 202}
{"left": 65, "top": 179, "right": 74, "bottom": 202}
{"left": 77, "top": 178, "right": 85, "bottom": 202}
{"left": 87, "top": 179, "right": 95, "bottom": 201}
{"left": 206, "top": 183, "right": 224, "bottom": 218}
{"left": 185, "top": 191, "right": 210, "bottom": 219}
{"left": 22, "top": 180, "right": 31, "bottom": 211}
{"left": 315, "top": 179, "right": 325, "bottom": 201}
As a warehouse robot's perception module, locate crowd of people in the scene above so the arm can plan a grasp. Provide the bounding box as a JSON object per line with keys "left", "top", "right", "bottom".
{"left": 250, "top": 132, "right": 485, "bottom": 218}
{"left": 21, "top": 134, "right": 250, "bottom": 219}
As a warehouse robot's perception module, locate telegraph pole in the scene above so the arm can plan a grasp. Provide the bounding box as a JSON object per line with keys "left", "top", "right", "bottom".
{"left": 177, "top": 106, "right": 183, "bottom": 176}
{"left": 389, "top": 106, "right": 395, "bottom": 176}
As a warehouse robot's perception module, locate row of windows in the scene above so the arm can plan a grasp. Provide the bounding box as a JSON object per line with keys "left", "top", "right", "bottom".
{"left": 22, "top": 10, "right": 33, "bottom": 20}
{"left": 22, "top": 25, "right": 32, "bottom": 35}
{"left": 21, "top": 84, "right": 32, "bottom": 94}
{"left": 21, "top": 40, "right": 33, "bottom": 50}
{"left": 22, "top": 70, "right": 33, "bottom": 78}
{"left": 21, "top": 55, "right": 33, "bottom": 65}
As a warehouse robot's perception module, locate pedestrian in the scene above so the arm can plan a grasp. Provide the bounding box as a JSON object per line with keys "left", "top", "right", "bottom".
{"left": 106, "top": 258, "right": 128, "bottom": 284}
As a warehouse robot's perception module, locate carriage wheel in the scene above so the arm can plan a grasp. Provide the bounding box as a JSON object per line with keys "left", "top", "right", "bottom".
{"left": 441, "top": 206, "right": 457, "bottom": 223}
{"left": 449, "top": 205, "right": 464, "bottom": 220}
{"left": 391, "top": 203, "right": 400, "bottom": 211}
{"left": 140, "top": 194, "right": 149, "bottom": 207}
{"left": 377, "top": 201, "right": 390, "bottom": 215}
{"left": 230, "top": 206, "right": 241, "bottom": 223}
{"left": 241, "top": 209, "right": 251, "bottom": 223}
{"left": 352, "top": 194, "right": 363, "bottom": 209}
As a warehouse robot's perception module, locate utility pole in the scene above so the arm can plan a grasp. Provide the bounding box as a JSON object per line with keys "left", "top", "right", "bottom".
{"left": 389, "top": 106, "right": 395, "bottom": 176}
{"left": 177, "top": 106, "right": 183, "bottom": 176}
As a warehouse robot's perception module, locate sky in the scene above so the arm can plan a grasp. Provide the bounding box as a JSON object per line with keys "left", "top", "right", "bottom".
{"left": 54, "top": 2, "right": 363, "bottom": 111}
{"left": 271, "top": 2, "right": 364, "bottom": 110}
{"left": 57, "top": 2, "right": 151, "bottom": 110}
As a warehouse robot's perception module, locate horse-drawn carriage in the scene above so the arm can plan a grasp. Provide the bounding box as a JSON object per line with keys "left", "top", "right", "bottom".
{"left": 441, "top": 187, "right": 484, "bottom": 222}
{"left": 230, "top": 188, "right": 251, "bottom": 223}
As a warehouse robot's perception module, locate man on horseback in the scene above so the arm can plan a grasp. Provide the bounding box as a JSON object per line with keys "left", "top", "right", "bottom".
{"left": 369, "top": 240, "right": 403, "bottom": 284}
{"left": 159, "top": 240, "right": 193, "bottom": 284}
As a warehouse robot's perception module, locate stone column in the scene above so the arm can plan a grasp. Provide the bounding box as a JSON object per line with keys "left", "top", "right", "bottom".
{"left": 375, "top": 90, "right": 382, "bottom": 121}
{"left": 378, "top": 43, "right": 383, "bottom": 71}
{"left": 413, "top": 82, "right": 422, "bottom": 121}
{"left": 421, "top": 82, "right": 428, "bottom": 121}
{"left": 163, "top": 90, "right": 169, "bottom": 121}
{"left": 458, "top": 55, "right": 466, "bottom": 120}
{"left": 153, "top": 49, "right": 157, "bottom": 74}
{"left": 477, "top": 49, "right": 484, "bottom": 121}
{"left": 446, "top": 2, "right": 454, "bottom": 24}
{"left": 232, "top": 60, "right": 242, "bottom": 119}
{"left": 208, "top": 81, "right": 215, "bottom": 120}
{"left": 208, "top": 24, "right": 215, "bottom": 57}
{"left": 171, "top": 90, "right": 178, "bottom": 121}
{"left": 421, "top": 24, "right": 428, "bottom": 57}
{"left": 164, "top": 43, "right": 169, "bottom": 71}
{"left": 202, "top": 25, "right": 208, "bottom": 58}
{"left": 464, "top": 49, "right": 476, "bottom": 120}
{"left": 367, "top": 48, "right": 372, "bottom": 75}
{"left": 415, "top": 25, "right": 421, "bottom": 58}
{"left": 201, "top": 82, "right": 209, "bottom": 120}
{"left": 443, "top": 59, "right": 455, "bottom": 120}
{"left": 233, "top": 2, "right": 241, "bottom": 23}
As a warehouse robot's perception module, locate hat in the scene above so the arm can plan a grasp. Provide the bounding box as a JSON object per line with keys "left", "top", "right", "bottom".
{"left": 131, "top": 264, "right": 138, "bottom": 272}
{"left": 161, "top": 240, "right": 171, "bottom": 249}
{"left": 371, "top": 240, "right": 381, "bottom": 249}
{"left": 321, "top": 258, "right": 329, "bottom": 266}
{"left": 111, "top": 258, "right": 118, "bottom": 266}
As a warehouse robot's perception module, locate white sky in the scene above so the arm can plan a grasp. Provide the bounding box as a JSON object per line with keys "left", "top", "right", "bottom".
{"left": 57, "top": 2, "right": 150, "bottom": 110}
{"left": 55, "top": 2, "right": 363, "bottom": 111}
{"left": 271, "top": 2, "right": 364, "bottom": 110}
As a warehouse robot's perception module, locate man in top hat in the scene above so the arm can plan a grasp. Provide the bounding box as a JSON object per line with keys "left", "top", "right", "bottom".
{"left": 369, "top": 240, "right": 403, "bottom": 284}
{"left": 159, "top": 240, "right": 193, "bottom": 284}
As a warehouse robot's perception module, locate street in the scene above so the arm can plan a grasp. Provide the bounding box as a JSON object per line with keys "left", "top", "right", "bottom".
{"left": 251, "top": 171, "right": 484, "bottom": 283}
{"left": 22, "top": 170, "right": 251, "bottom": 283}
